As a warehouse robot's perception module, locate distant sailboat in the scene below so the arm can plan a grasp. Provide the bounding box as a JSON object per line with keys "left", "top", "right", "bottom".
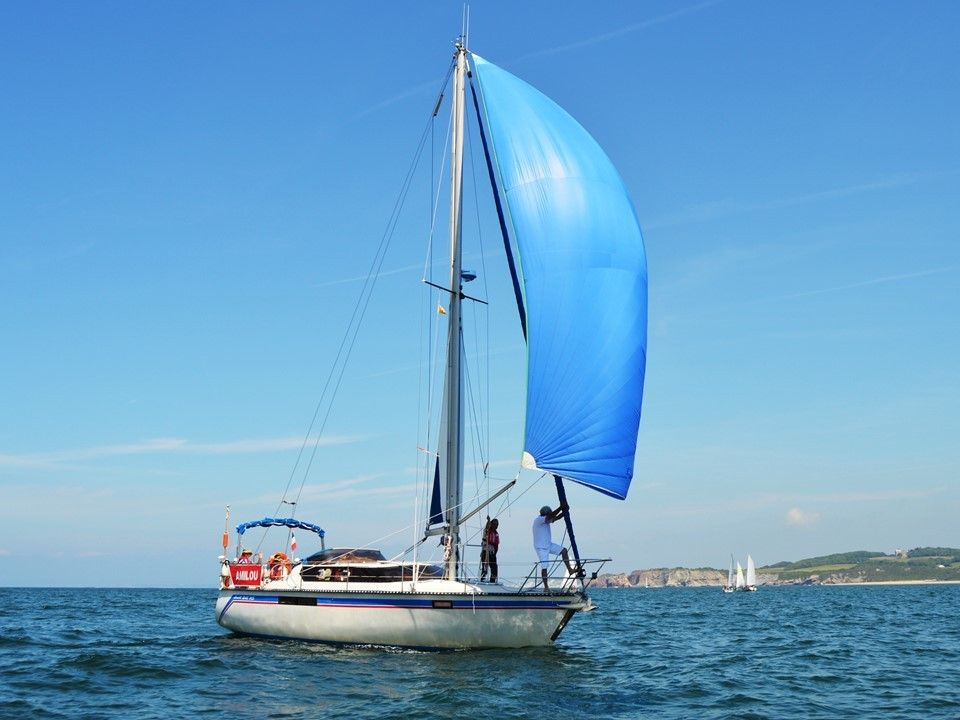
{"left": 722, "top": 555, "right": 735, "bottom": 592}
{"left": 745, "top": 555, "right": 758, "bottom": 591}
{"left": 735, "top": 561, "right": 745, "bottom": 590}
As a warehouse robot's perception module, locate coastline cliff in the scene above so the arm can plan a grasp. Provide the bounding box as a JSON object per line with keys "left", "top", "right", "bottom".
{"left": 592, "top": 547, "right": 960, "bottom": 587}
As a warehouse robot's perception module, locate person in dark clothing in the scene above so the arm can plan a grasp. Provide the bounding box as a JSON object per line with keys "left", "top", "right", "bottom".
{"left": 484, "top": 518, "right": 500, "bottom": 583}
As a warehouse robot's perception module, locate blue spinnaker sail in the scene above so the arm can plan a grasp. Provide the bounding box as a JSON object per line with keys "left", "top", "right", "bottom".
{"left": 471, "top": 54, "right": 647, "bottom": 500}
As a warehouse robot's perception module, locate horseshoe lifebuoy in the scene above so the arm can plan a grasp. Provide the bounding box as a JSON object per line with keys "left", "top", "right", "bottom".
{"left": 268, "top": 552, "right": 292, "bottom": 580}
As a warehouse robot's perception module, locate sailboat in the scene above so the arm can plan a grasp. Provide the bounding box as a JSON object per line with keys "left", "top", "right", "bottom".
{"left": 745, "top": 554, "right": 758, "bottom": 591}
{"left": 722, "top": 555, "right": 735, "bottom": 592}
{"left": 735, "top": 561, "right": 745, "bottom": 591}
{"left": 215, "top": 36, "right": 648, "bottom": 649}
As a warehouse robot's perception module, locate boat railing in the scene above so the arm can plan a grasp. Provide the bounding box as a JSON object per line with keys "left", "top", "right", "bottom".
{"left": 515, "top": 557, "right": 610, "bottom": 593}
{"left": 221, "top": 556, "right": 611, "bottom": 591}
{"left": 221, "top": 556, "right": 303, "bottom": 590}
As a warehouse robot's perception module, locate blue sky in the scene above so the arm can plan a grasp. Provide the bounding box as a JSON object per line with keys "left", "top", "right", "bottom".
{"left": 1, "top": 1, "right": 957, "bottom": 586}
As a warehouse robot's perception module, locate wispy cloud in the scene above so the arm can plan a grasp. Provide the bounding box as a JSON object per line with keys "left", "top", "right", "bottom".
{"left": 764, "top": 172, "right": 933, "bottom": 210}
{"left": 778, "top": 265, "right": 958, "bottom": 300}
{"left": 633, "top": 481, "right": 665, "bottom": 491}
{"left": 647, "top": 172, "right": 932, "bottom": 230}
{"left": 315, "top": 249, "right": 498, "bottom": 291}
{"left": 658, "top": 486, "right": 943, "bottom": 518}
{"left": 354, "top": 77, "right": 447, "bottom": 120}
{"left": 645, "top": 199, "right": 743, "bottom": 230}
{"left": 314, "top": 262, "right": 424, "bottom": 289}
{"left": 517, "top": 0, "right": 725, "bottom": 62}
{"left": 260, "top": 475, "right": 419, "bottom": 506}
{"left": 656, "top": 166, "right": 958, "bottom": 237}
{"left": 351, "top": 2, "right": 724, "bottom": 121}
{"left": 365, "top": 343, "right": 524, "bottom": 380}
{"left": 272, "top": 462, "right": 525, "bottom": 511}
{"left": 0, "top": 435, "right": 362, "bottom": 469}
{"left": 785, "top": 507, "right": 820, "bottom": 526}
{"left": 802, "top": 488, "right": 945, "bottom": 503}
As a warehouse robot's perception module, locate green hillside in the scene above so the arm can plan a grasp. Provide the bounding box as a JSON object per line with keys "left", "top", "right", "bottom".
{"left": 763, "top": 551, "right": 884, "bottom": 573}
{"left": 762, "top": 547, "right": 960, "bottom": 583}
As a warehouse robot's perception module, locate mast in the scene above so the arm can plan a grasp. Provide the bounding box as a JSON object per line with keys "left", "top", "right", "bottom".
{"left": 441, "top": 42, "right": 467, "bottom": 581}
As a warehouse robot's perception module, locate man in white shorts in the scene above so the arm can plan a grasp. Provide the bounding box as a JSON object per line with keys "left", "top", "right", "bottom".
{"left": 531, "top": 504, "right": 579, "bottom": 592}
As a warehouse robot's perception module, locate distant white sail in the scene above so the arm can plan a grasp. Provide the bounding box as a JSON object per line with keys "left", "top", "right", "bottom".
{"left": 735, "top": 562, "right": 745, "bottom": 589}
{"left": 746, "top": 555, "right": 757, "bottom": 587}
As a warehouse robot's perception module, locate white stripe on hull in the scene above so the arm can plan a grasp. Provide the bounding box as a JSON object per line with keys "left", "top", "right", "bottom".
{"left": 216, "top": 587, "right": 585, "bottom": 649}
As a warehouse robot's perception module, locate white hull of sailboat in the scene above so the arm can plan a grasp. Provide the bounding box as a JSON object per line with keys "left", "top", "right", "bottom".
{"left": 216, "top": 583, "right": 587, "bottom": 649}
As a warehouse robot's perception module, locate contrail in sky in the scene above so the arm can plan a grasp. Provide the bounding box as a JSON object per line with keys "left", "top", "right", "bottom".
{"left": 314, "top": 262, "right": 423, "bottom": 288}
{"left": 0, "top": 435, "right": 362, "bottom": 469}
{"left": 646, "top": 172, "right": 934, "bottom": 229}
{"left": 780, "top": 266, "right": 957, "bottom": 300}
{"left": 315, "top": 251, "right": 497, "bottom": 289}
{"left": 355, "top": 1, "right": 722, "bottom": 118}
{"left": 354, "top": 79, "right": 445, "bottom": 120}
{"left": 516, "top": 0, "right": 726, "bottom": 62}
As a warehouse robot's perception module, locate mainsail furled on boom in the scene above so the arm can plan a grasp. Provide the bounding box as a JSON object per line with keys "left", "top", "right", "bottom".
{"left": 471, "top": 54, "right": 648, "bottom": 500}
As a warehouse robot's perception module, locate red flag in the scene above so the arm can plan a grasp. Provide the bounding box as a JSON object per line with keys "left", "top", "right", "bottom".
{"left": 290, "top": 534, "right": 297, "bottom": 554}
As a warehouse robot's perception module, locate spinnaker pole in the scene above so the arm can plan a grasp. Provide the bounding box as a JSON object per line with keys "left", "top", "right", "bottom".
{"left": 554, "top": 475, "right": 583, "bottom": 573}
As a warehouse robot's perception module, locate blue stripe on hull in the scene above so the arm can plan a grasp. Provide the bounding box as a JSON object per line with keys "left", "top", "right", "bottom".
{"left": 222, "top": 592, "right": 571, "bottom": 610}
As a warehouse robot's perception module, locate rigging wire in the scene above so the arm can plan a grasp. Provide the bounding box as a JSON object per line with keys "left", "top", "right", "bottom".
{"left": 465, "top": 105, "right": 493, "bottom": 493}
{"left": 415, "top": 84, "right": 454, "bottom": 532}
{"left": 461, "top": 330, "right": 486, "bottom": 507}
{"left": 291, "top": 122, "right": 428, "bottom": 505}
{"left": 414, "top": 82, "right": 444, "bottom": 566}
{"left": 269, "top": 60, "right": 456, "bottom": 526}
{"left": 235, "top": 52, "right": 564, "bottom": 572}
{"left": 249, "top": 51, "right": 544, "bottom": 566}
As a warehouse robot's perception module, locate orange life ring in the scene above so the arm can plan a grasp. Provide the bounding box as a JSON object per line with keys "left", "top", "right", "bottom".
{"left": 268, "top": 552, "right": 292, "bottom": 580}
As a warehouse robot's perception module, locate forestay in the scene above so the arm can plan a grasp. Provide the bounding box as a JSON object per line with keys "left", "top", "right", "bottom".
{"left": 471, "top": 54, "right": 647, "bottom": 500}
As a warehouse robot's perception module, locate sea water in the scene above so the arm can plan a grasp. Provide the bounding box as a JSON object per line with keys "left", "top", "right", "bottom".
{"left": 1, "top": 585, "right": 958, "bottom": 719}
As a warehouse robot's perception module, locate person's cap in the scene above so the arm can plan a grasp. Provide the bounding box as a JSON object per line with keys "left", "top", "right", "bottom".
{"left": 539, "top": 505, "right": 551, "bottom": 516}
{"left": 241, "top": 549, "right": 252, "bottom": 555}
